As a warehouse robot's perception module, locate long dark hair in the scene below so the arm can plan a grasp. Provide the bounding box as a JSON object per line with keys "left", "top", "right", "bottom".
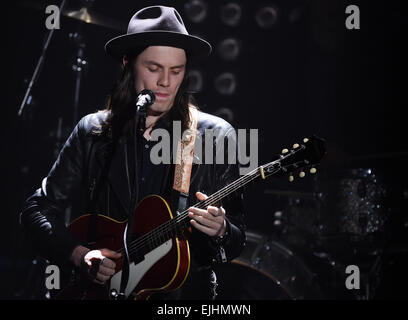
{"left": 100, "top": 49, "right": 196, "bottom": 139}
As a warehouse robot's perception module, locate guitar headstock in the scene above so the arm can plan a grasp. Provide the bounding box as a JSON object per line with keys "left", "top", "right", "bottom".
{"left": 261, "top": 135, "right": 326, "bottom": 181}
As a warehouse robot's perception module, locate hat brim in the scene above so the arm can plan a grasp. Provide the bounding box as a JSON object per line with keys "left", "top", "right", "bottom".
{"left": 105, "top": 31, "right": 212, "bottom": 62}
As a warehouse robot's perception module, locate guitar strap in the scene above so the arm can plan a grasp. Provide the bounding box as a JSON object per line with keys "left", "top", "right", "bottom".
{"left": 172, "top": 105, "right": 199, "bottom": 214}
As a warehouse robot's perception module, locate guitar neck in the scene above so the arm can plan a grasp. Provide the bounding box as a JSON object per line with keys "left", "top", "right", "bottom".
{"left": 126, "top": 135, "right": 326, "bottom": 259}
{"left": 181, "top": 167, "right": 269, "bottom": 218}
{"left": 127, "top": 162, "right": 282, "bottom": 260}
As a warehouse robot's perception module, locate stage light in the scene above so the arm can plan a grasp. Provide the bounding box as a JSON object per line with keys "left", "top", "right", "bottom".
{"left": 255, "top": 5, "right": 279, "bottom": 29}
{"left": 220, "top": 2, "right": 242, "bottom": 27}
{"left": 217, "top": 38, "right": 241, "bottom": 61}
{"left": 187, "top": 69, "right": 204, "bottom": 93}
{"left": 184, "top": 0, "right": 208, "bottom": 23}
{"left": 214, "top": 73, "right": 237, "bottom": 95}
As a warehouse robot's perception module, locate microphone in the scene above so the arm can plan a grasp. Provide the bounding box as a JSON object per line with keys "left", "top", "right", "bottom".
{"left": 136, "top": 89, "right": 155, "bottom": 112}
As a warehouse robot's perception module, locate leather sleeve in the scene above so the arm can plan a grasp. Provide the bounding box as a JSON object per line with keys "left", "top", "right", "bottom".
{"left": 186, "top": 117, "right": 247, "bottom": 268}
{"left": 211, "top": 125, "right": 247, "bottom": 262}
{"left": 19, "top": 118, "right": 88, "bottom": 266}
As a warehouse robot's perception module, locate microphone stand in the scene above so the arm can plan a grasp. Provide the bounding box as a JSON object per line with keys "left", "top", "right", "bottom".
{"left": 17, "top": 0, "right": 68, "bottom": 116}
{"left": 115, "top": 106, "right": 147, "bottom": 300}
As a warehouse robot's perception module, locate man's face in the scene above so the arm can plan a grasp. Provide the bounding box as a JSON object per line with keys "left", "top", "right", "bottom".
{"left": 133, "top": 46, "right": 187, "bottom": 115}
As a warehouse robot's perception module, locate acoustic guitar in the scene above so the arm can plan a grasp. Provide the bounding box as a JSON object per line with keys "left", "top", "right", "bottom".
{"left": 54, "top": 135, "right": 326, "bottom": 299}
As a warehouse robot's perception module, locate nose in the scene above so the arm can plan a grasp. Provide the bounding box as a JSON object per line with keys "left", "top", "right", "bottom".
{"left": 158, "top": 69, "right": 170, "bottom": 87}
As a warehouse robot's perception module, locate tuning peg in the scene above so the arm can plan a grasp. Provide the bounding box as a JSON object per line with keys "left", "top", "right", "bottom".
{"left": 303, "top": 138, "right": 309, "bottom": 143}
{"left": 293, "top": 143, "right": 299, "bottom": 149}
{"left": 310, "top": 167, "right": 317, "bottom": 174}
{"left": 289, "top": 175, "right": 294, "bottom": 182}
{"left": 282, "top": 148, "right": 289, "bottom": 154}
{"left": 299, "top": 171, "right": 305, "bottom": 178}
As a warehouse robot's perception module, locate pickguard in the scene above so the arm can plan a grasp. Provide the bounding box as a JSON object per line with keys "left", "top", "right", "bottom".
{"left": 109, "top": 239, "right": 173, "bottom": 298}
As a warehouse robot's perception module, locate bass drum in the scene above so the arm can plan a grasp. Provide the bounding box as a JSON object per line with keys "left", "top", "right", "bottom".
{"left": 214, "top": 231, "right": 324, "bottom": 300}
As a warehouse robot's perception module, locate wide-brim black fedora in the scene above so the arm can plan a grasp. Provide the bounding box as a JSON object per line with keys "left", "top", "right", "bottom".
{"left": 105, "top": 5, "right": 212, "bottom": 61}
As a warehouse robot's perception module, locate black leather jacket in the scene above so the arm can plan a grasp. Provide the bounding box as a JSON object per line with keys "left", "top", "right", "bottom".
{"left": 20, "top": 110, "right": 246, "bottom": 297}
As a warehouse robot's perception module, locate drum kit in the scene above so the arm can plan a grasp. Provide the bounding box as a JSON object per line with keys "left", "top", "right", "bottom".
{"left": 215, "top": 161, "right": 399, "bottom": 300}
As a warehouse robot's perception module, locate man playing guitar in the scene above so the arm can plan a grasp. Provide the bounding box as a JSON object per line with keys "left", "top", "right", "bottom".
{"left": 20, "top": 5, "right": 246, "bottom": 300}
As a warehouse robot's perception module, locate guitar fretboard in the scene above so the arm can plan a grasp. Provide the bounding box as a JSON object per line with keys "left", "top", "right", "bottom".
{"left": 126, "top": 161, "right": 282, "bottom": 259}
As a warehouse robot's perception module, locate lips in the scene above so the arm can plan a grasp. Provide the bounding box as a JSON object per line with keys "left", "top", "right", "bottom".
{"left": 155, "top": 92, "right": 169, "bottom": 99}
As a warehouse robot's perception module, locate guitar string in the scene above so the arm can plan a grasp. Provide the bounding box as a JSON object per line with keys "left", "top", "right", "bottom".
{"left": 110, "top": 142, "right": 318, "bottom": 258}
{"left": 116, "top": 159, "right": 299, "bottom": 256}
{"left": 122, "top": 153, "right": 307, "bottom": 257}
{"left": 126, "top": 172, "right": 260, "bottom": 257}
{"left": 127, "top": 156, "right": 315, "bottom": 256}
{"left": 123, "top": 157, "right": 300, "bottom": 256}
{"left": 124, "top": 166, "right": 262, "bottom": 256}
{"left": 124, "top": 164, "right": 269, "bottom": 256}
{"left": 122, "top": 158, "right": 307, "bottom": 257}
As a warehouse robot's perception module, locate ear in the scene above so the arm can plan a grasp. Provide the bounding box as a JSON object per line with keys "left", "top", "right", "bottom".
{"left": 122, "top": 55, "right": 128, "bottom": 67}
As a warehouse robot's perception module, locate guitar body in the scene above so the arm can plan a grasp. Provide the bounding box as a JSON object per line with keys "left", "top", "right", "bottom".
{"left": 57, "top": 195, "right": 190, "bottom": 300}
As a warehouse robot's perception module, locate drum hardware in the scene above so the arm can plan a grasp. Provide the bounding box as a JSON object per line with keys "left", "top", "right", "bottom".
{"left": 272, "top": 167, "right": 392, "bottom": 257}
{"left": 364, "top": 254, "right": 383, "bottom": 300}
{"left": 257, "top": 168, "right": 390, "bottom": 300}
{"left": 309, "top": 235, "right": 389, "bottom": 300}
{"left": 272, "top": 210, "right": 283, "bottom": 227}
{"left": 251, "top": 165, "right": 392, "bottom": 299}
{"left": 239, "top": 231, "right": 269, "bottom": 268}
{"left": 17, "top": 0, "right": 128, "bottom": 153}
{"left": 17, "top": 0, "right": 123, "bottom": 121}
{"left": 315, "top": 168, "right": 390, "bottom": 237}
{"left": 215, "top": 230, "right": 325, "bottom": 299}
{"left": 69, "top": 30, "right": 88, "bottom": 126}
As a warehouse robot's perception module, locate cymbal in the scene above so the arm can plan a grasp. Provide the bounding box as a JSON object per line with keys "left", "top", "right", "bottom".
{"left": 17, "top": 1, "right": 126, "bottom": 31}
{"left": 62, "top": 7, "right": 126, "bottom": 31}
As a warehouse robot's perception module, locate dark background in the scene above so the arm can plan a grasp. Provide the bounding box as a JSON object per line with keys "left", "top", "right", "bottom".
{"left": 1, "top": 0, "right": 407, "bottom": 300}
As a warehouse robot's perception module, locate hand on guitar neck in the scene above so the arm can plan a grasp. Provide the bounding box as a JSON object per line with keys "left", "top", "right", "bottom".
{"left": 70, "top": 245, "right": 122, "bottom": 285}
{"left": 188, "top": 191, "right": 227, "bottom": 238}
